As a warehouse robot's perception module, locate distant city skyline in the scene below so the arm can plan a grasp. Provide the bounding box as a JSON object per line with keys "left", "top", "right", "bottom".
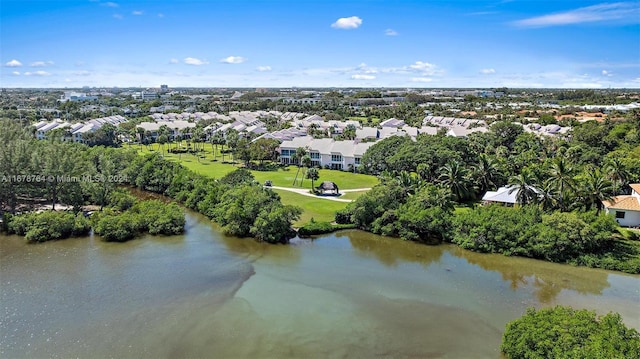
{"left": 2, "top": 0, "right": 639, "bottom": 88}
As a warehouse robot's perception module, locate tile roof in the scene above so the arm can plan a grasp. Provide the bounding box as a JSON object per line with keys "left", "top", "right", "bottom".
{"left": 602, "top": 195, "right": 640, "bottom": 211}
{"left": 630, "top": 184, "right": 640, "bottom": 194}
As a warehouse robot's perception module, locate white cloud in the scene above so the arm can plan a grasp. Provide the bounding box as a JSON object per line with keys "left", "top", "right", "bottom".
{"left": 12, "top": 71, "right": 20, "bottom": 76}
{"left": 113, "top": 14, "right": 123, "bottom": 19}
{"left": 24, "top": 71, "right": 50, "bottom": 76}
{"left": 513, "top": 2, "right": 640, "bottom": 27}
{"left": 74, "top": 70, "right": 92, "bottom": 76}
{"left": 407, "top": 61, "right": 440, "bottom": 76}
{"left": 481, "top": 68, "right": 496, "bottom": 74}
{"left": 351, "top": 74, "right": 375, "bottom": 80}
{"left": 356, "top": 63, "right": 378, "bottom": 74}
{"left": 104, "top": 2, "right": 118, "bottom": 7}
{"left": 602, "top": 70, "right": 612, "bottom": 76}
{"left": 169, "top": 58, "right": 179, "bottom": 64}
{"left": 384, "top": 29, "right": 398, "bottom": 36}
{"left": 257, "top": 66, "right": 272, "bottom": 71}
{"left": 30, "top": 61, "right": 54, "bottom": 67}
{"left": 5, "top": 59, "right": 22, "bottom": 67}
{"left": 220, "top": 56, "right": 246, "bottom": 64}
{"left": 411, "top": 77, "right": 433, "bottom": 83}
{"left": 331, "top": 16, "right": 363, "bottom": 29}
{"left": 132, "top": 10, "right": 143, "bottom": 15}
{"left": 184, "top": 57, "right": 209, "bottom": 65}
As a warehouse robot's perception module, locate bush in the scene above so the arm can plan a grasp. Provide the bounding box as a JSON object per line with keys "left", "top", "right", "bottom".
{"left": 94, "top": 200, "right": 185, "bottom": 242}
{"left": 335, "top": 208, "right": 353, "bottom": 224}
{"left": 94, "top": 212, "right": 141, "bottom": 242}
{"left": 108, "top": 189, "right": 136, "bottom": 211}
{"left": 298, "top": 221, "right": 355, "bottom": 236}
{"left": 501, "top": 306, "right": 640, "bottom": 359}
{"left": 8, "top": 211, "right": 91, "bottom": 243}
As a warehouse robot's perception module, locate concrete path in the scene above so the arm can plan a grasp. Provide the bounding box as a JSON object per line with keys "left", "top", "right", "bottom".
{"left": 268, "top": 186, "right": 371, "bottom": 202}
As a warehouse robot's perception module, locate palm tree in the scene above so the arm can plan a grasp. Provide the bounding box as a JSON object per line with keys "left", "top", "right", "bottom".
{"left": 211, "top": 132, "right": 225, "bottom": 161}
{"left": 508, "top": 169, "right": 539, "bottom": 206}
{"left": 580, "top": 167, "right": 614, "bottom": 214}
{"left": 396, "top": 170, "right": 423, "bottom": 196}
{"left": 473, "top": 154, "right": 503, "bottom": 195}
{"left": 605, "top": 157, "right": 629, "bottom": 195}
{"left": 306, "top": 167, "right": 319, "bottom": 192}
{"left": 300, "top": 154, "right": 312, "bottom": 186}
{"left": 547, "top": 157, "right": 575, "bottom": 212}
{"left": 292, "top": 147, "right": 307, "bottom": 186}
{"left": 438, "top": 160, "right": 473, "bottom": 202}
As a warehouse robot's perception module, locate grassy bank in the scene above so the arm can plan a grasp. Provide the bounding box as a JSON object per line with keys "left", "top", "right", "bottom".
{"left": 136, "top": 143, "right": 376, "bottom": 224}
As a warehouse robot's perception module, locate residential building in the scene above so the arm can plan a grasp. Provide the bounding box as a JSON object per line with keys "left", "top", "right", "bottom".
{"left": 279, "top": 137, "right": 374, "bottom": 170}
{"left": 602, "top": 184, "right": 640, "bottom": 227}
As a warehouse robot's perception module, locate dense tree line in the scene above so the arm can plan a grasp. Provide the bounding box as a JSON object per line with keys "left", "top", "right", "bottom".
{"left": 1, "top": 120, "right": 300, "bottom": 244}
{"left": 501, "top": 306, "right": 640, "bottom": 359}
{"left": 336, "top": 118, "right": 640, "bottom": 273}
{"left": 360, "top": 117, "right": 640, "bottom": 212}
{"left": 125, "top": 155, "right": 301, "bottom": 243}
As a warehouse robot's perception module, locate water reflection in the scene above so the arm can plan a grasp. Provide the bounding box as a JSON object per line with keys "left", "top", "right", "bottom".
{"left": 341, "top": 230, "right": 445, "bottom": 268}
{"left": 450, "top": 246, "right": 611, "bottom": 303}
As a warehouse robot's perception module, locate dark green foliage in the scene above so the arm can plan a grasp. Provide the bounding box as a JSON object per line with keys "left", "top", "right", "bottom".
{"left": 94, "top": 200, "right": 185, "bottom": 242}
{"left": 251, "top": 205, "right": 302, "bottom": 243}
{"left": 334, "top": 208, "right": 353, "bottom": 224}
{"left": 8, "top": 211, "right": 90, "bottom": 242}
{"left": 212, "top": 184, "right": 279, "bottom": 237}
{"left": 107, "top": 189, "right": 136, "bottom": 211}
{"left": 452, "top": 206, "right": 637, "bottom": 273}
{"left": 298, "top": 220, "right": 356, "bottom": 236}
{"left": 93, "top": 211, "right": 141, "bottom": 242}
{"left": 501, "top": 306, "right": 640, "bottom": 359}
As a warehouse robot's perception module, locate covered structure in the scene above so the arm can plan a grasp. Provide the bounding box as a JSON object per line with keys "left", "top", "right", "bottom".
{"left": 316, "top": 181, "right": 339, "bottom": 195}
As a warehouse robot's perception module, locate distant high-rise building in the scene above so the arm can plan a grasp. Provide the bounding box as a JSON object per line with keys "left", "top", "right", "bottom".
{"left": 160, "top": 84, "right": 169, "bottom": 92}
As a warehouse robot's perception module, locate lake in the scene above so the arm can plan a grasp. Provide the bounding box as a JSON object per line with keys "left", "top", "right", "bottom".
{"left": 1, "top": 211, "right": 638, "bottom": 358}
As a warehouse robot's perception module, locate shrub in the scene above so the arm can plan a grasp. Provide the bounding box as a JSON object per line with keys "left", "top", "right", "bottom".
{"left": 8, "top": 211, "right": 91, "bottom": 243}
{"left": 335, "top": 208, "right": 353, "bottom": 224}
{"left": 501, "top": 306, "right": 640, "bottom": 359}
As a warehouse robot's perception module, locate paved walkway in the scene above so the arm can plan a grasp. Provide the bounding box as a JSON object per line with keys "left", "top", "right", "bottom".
{"left": 269, "top": 186, "right": 371, "bottom": 202}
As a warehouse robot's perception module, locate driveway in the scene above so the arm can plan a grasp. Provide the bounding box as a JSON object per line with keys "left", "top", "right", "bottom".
{"left": 268, "top": 186, "right": 371, "bottom": 202}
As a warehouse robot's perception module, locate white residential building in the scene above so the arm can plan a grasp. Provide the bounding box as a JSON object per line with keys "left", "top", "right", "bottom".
{"left": 602, "top": 184, "right": 640, "bottom": 227}
{"left": 279, "top": 137, "right": 374, "bottom": 170}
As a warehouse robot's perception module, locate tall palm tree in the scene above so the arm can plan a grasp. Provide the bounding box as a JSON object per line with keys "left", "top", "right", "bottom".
{"left": 508, "top": 169, "right": 539, "bottom": 206}
{"left": 438, "top": 160, "right": 473, "bottom": 202}
{"left": 473, "top": 154, "right": 503, "bottom": 195}
{"left": 546, "top": 157, "right": 575, "bottom": 212}
{"left": 300, "top": 154, "right": 312, "bottom": 187}
{"left": 292, "top": 147, "right": 307, "bottom": 186}
{"left": 605, "top": 157, "right": 629, "bottom": 195}
{"left": 580, "top": 167, "right": 614, "bottom": 214}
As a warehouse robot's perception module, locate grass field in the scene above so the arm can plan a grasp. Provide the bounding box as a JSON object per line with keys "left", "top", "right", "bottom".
{"left": 273, "top": 189, "right": 348, "bottom": 225}
{"left": 135, "top": 142, "right": 375, "bottom": 225}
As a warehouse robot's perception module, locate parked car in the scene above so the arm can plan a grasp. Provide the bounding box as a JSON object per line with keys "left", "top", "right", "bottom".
{"left": 264, "top": 180, "right": 272, "bottom": 187}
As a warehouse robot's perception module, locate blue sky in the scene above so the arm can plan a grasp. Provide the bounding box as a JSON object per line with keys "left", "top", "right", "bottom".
{"left": 2, "top": 0, "right": 639, "bottom": 88}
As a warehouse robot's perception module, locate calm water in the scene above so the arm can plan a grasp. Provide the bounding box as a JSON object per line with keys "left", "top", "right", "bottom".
{"left": 1, "top": 211, "right": 638, "bottom": 358}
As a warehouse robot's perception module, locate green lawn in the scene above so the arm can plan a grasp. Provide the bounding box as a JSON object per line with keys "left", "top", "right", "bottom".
{"left": 137, "top": 143, "right": 379, "bottom": 190}
{"left": 273, "top": 190, "right": 348, "bottom": 225}
{"left": 339, "top": 190, "right": 369, "bottom": 201}
{"left": 136, "top": 142, "right": 375, "bottom": 225}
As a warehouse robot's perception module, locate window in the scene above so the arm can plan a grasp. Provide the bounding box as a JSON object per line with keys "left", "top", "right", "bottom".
{"left": 615, "top": 211, "right": 625, "bottom": 219}
{"left": 331, "top": 154, "right": 342, "bottom": 162}
{"left": 355, "top": 157, "right": 361, "bottom": 165}
{"left": 310, "top": 152, "right": 320, "bottom": 159}
{"left": 281, "top": 149, "right": 290, "bottom": 156}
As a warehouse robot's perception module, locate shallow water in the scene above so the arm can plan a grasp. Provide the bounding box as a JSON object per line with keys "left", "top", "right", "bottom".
{"left": 1, "top": 212, "right": 638, "bottom": 358}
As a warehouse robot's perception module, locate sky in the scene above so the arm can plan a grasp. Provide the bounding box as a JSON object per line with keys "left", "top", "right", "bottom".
{"left": 1, "top": 0, "right": 639, "bottom": 88}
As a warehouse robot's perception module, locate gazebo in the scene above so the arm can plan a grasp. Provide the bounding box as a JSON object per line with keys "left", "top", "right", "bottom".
{"left": 316, "top": 181, "right": 339, "bottom": 195}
